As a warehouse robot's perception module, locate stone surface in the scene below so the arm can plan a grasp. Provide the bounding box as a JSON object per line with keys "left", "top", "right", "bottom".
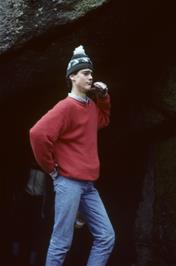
{"left": 154, "top": 138, "right": 176, "bottom": 266}
{"left": 158, "top": 68, "right": 176, "bottom": 113}
{"left": 0, "top": 0, "right": 107, "bottom": 54}
{"left": 135, "top": 147, "right": 155, "bottom": 266}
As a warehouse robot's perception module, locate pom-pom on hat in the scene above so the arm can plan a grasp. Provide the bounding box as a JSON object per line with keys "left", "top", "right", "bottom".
{"left": 66, "top": 45, "right": 93, "bottom": 77}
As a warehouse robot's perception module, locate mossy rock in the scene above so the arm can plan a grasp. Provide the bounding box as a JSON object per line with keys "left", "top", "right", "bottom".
{"left": 0, "top": 0, "right": 107, "bottom": 54}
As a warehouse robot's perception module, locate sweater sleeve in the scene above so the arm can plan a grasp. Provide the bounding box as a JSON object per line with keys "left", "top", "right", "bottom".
{"left": 95, "top": 94, "right": 111, "bottom": 129}
{"left": 29, "top": 101, "right": 69, "bottom": 173}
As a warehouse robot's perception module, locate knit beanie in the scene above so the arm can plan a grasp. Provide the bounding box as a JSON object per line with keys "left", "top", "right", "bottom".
{"left": 66, "top": 45, "right": 93, "bottom": 78}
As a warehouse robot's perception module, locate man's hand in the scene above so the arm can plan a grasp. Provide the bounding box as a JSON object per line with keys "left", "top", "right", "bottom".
{"left": 92, "top": 81, "right": 108, "bottom": 97}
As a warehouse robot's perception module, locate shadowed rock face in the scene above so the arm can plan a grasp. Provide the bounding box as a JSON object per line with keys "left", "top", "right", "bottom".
{"left": 1, "top": 1, "right": 176, "bottom": 266}
{"left": 0, "top": 0, "right": 107, "bottom": 53}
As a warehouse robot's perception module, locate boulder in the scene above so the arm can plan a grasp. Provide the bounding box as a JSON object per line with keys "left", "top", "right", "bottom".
{"left": 0, "top": 0, "right": 107, "bottom": 54}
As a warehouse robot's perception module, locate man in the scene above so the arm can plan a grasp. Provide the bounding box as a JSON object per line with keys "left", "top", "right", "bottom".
{"left": 30, "top": 45, "right": 115, "bottom": 266}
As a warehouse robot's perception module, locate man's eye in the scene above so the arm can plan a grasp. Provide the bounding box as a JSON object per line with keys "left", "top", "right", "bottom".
{"left": 84, "top": 72, "right": 92, "bottom": 75}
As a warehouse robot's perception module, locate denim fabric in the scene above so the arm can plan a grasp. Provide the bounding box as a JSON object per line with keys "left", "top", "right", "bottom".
{"left": 45, "top": 176, "right": 115, "bottom": 266}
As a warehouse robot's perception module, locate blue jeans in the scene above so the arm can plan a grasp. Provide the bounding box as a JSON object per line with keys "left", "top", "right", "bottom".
{"left": 45, "top": 176, "right": 115, "bottom": 266}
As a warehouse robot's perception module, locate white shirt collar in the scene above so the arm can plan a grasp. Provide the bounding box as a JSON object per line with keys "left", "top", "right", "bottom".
{"left": 68, "top": 92, "right": 90, "bottom": 104}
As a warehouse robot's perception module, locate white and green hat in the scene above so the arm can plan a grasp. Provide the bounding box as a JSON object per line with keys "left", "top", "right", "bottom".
{"left": 66, "top": 45, "right": 93, "bottom": 77}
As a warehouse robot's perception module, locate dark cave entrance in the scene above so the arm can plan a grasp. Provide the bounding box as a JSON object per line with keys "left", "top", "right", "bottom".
{"left": 0, "top": 49, "right": 151, "bottom": 266}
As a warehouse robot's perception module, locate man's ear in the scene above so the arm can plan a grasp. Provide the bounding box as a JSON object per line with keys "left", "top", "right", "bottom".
{"left": 69, "top": 74, "right": 75, "bottom": 82}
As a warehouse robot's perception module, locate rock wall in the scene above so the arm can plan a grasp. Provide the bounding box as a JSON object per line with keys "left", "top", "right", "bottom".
{"left": 154, "top": 138, "right": 176, "bottom": 266}
{"left": 0, "top": 0, "right": 107, "bottom": 53}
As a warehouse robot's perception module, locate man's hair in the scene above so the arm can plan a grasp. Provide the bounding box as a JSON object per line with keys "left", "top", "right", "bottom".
{"left": 66, "top": 77, "right": 72, "bottom": 90}
{"left": 66, "top": 70, "right": 78, "bottom": 90}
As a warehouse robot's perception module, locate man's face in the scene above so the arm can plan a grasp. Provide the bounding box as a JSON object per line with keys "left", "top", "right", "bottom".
{"left": 70, "top": 68, "right": 93, "bottom": 93}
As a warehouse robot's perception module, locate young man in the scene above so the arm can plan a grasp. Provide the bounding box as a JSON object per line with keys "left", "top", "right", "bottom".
{"left": 29, "top": 45, "right": 115, "bottom": 266}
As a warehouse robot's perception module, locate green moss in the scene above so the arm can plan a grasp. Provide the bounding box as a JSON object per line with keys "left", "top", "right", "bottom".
{"left": 62, "top": 0, "right": 106, "bottom": 22}
{"left": 74, "top": 0, "right": 106, "bottom": 13}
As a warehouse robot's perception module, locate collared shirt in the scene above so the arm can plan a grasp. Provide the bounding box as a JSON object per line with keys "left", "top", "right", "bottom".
{"left": 68, "top": 92, "right": 90, "bottom": 104}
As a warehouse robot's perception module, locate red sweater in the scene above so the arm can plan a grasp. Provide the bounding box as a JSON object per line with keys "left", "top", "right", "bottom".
{"left": 29, "top": 95, "right": 111, "bottom": 181}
